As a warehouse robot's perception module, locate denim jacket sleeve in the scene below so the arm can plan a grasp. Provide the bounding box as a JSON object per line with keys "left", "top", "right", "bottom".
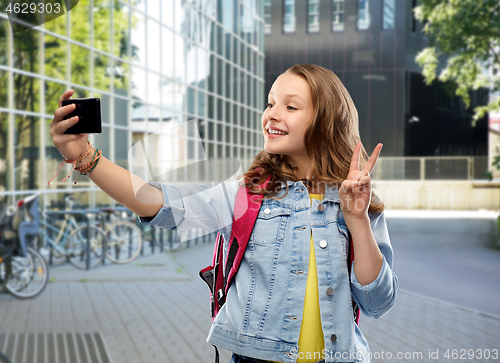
{"left": 137, "top": 179, "right": 241, "bottom": 239}
{"left": 349, "top": 211, "right": 399, "bottom": 319}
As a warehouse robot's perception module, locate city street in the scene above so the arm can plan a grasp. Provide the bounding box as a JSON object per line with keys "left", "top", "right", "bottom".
{"left": 1, "top": 211, "right": 499, "bottom": 363}
{"left": 384, "top": 209, "right": 500, "bottom": 316}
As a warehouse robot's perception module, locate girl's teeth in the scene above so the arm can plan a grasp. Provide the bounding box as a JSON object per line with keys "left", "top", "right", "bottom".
{"left": 268, "top": 129, "right": 288, "bottom": 135}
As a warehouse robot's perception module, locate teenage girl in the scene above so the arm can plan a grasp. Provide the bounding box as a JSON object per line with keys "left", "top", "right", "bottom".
{"left": 50, "top": 64, "right": 398, "bottom": 363}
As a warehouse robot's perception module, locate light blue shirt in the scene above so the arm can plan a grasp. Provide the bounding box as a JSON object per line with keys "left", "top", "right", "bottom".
{"left": 139, "top": 179, "right": 398, "bottom": 363}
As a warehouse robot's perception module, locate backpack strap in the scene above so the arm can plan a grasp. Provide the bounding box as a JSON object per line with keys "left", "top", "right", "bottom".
{"left": 199, "top": 232, "right": 224, "bottom": 318}
{"left": 222, "top": 188, "right": 266, "bottom": 296}
{"left": 199, "top": 176, "right": 271, "bottom": 320}
{"left": 220, "top": 176, "right": 271, "bottom": 304}
{"left": 212, "top": 345, "right": 220, "bottom": 363}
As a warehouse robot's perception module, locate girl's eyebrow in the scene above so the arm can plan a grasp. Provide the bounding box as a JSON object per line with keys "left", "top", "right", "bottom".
{"left": 268, "top": 93, "right": 305, "bottom": 102}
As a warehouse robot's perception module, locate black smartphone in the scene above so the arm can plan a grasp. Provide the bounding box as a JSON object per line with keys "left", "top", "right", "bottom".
{"left": 62, "top": 98, "right": 102, "bottom": 134}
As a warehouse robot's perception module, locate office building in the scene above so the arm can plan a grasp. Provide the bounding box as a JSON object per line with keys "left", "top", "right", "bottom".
{"left": 0, "top": 0, "right": 264, "bottom": 209}
{"left": 263, "top": 0, "right": 488, "bottom": 164}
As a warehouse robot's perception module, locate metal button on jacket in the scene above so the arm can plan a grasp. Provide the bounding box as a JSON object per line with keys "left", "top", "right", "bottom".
{"left": 264, "top": 207, "right": 270, "bottom": 214}
{"left": 326, "top": 287, "right": 334, "bottom": 296}
{"left": 319, "top": 240, "right": 328, "bottom": 248}
{"left": 317, "top": 204, "right": 325, "bottom": 212}
{"left": 330, "top": 334, "right": 337, "bottom": 342}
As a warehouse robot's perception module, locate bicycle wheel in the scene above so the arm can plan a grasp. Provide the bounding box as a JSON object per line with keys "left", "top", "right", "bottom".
{"left": 32, "top": 232, "right": 67, "bottom": 266}
{"left": 5, "top": 247, "right": 49, "bottom": 299}
{"left": 0, "top": 244, "right": 10, "bottom": 293}
{"left": 48, "top": 246, "right": 69, "bottom": 265}
{"left": 67, "top": 226, "right": 106, "bottom": 269}
{"left": 38, "top": 220, "right": 70, "bottom": 265}
{"left": 105, "top": 220, "right": 142, "bottom": 264}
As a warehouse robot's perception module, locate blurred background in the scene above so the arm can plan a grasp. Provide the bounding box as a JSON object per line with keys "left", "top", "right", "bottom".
{"left": 0, "top": 0, "right": 265, "bottom": 210}
{"left": 0, "top": 1, "right": 499, "bottom": 363}
{"left": 0, "top": 0, "right": 499, "bottom": 211}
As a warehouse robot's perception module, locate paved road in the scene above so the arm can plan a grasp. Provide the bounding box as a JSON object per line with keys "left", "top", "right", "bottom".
{"left": 0, "top": 210, "right": 499, "bottom": 363}
{"left": 384, "top": 209, "right": 500, "bottom": 316}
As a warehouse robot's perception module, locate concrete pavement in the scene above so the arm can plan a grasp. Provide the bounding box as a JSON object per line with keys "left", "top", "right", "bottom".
{"left": 384, "top": 209, "right": 500, "bottom": 316}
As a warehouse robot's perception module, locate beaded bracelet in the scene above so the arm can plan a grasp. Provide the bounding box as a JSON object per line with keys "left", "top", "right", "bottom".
{"left": 89, "top": 156, "right": 100, "bottom": 173}
{"left": 47, "top": 141, "right": 93, "bottom": 186}
{"left": 77, "top": 149, "right": 102, "bottom": 175}
{"left": 79, "top": 152, "right": 101, "bottom": 175}
{"left": 73, "top": 148, "right": 102, "bottom": 184}
{"left": 75, "top": 148, "right": 98, "bottom": 173}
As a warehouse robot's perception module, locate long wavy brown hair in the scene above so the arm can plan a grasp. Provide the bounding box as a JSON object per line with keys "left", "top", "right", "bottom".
{"left": 243, "top": 64, "right": 384, "bottom": 213}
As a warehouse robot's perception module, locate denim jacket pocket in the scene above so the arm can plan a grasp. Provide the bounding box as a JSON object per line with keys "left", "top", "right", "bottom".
{"left": 250, "top": 205, "right": 292, "bottom": 245}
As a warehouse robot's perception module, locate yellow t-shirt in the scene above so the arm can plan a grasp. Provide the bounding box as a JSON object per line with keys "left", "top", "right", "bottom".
{"left": 296, "top": 193, "right": 325, "bottom": 363}
{"left": 272, "top": 194, "right": 325, "bottom": 363}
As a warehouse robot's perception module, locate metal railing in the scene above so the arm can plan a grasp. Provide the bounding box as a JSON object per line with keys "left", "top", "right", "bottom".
{"left": 110, "top": 207, "right": 217, "bottom": 253}
{"left": 371, "top": 156, "right": 489, "bottom": 181}
{"left": 43, "top": 207, "right": 216, "bottom": 261}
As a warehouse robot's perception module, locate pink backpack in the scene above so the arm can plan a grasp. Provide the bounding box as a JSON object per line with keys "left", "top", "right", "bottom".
{"left": 199, "top": 178, "right": 359, "bottom": 362}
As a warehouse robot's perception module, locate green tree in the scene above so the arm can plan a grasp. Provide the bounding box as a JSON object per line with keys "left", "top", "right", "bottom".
{"left": 0, "top": 0, "right": 132, "bottom": 191}
{"left": 415, "top": 0, "right": 500, "bottom": 126}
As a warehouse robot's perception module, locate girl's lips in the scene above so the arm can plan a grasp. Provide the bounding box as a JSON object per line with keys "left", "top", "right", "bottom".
{"left": 266, "top": 132, "right": 287, "bottom": 138}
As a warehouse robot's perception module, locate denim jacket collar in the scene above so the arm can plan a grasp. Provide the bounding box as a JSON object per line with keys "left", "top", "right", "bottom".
{"left": 284, "top": 180, "right": 340, "bottom": 203}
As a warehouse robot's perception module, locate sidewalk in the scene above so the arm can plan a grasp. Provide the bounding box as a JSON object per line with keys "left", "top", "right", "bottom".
{"left": 1, "top": 212, "right": 499, "bottom": 363}
{"left": 0, "top": 249, "right": 230, "bottom": 363}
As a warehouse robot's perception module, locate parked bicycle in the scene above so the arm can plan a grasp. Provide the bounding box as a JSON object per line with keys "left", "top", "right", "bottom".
{"left": 39, "top": 213, "right": 107, "bottom": 269}
{"left": 0, "top": 194, "right": 49, "bottom": 299}
{"left": 38, "top": 195, "right": 107, "bottom": 269}
{"left": 98, "top": 207, "right": 142, "bottom": 264}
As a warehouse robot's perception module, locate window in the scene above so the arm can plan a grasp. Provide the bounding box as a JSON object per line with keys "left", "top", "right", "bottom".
{"left": 411, "top": 0, "right": 417, "bottom": 32}
{"left": 264, "top": 0, "right": 272, "bottom": 34}
{"left": 383, "top": 0, "right": 395, "bottom": 30}
{"left": 332, "top": 0, "right": 344, "bottom": 32}
{"left": 283, "top": 0, "right": 296, "bottom": 33}
{"left": 357, "top": 0, "right": 370, "bottom": 30}
{"left": 308, "top": 0, "right": 320, "bottom": 33}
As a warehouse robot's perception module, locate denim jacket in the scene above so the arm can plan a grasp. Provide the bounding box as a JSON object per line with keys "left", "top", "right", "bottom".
{"left": 139, "top": 179, "right": 398, "bottom": 363}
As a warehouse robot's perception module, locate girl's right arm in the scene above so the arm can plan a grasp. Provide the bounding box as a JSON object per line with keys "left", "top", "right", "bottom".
{"left": 50, "top": 90, "right": 163, "bottom": 218}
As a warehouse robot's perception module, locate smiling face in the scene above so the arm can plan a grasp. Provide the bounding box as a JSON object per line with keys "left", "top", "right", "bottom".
{"left": 261, "top": 73, "right": 315, "bottom": 160}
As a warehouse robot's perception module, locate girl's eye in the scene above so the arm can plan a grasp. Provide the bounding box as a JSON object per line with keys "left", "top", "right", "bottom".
{"left": 287, "top": 106, "right": 297, "bottom": 110}
{"left": 265, "top": 103, "right": 273, "bottom": 109}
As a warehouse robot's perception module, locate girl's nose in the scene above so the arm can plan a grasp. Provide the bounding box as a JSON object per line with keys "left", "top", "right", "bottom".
{"left": 267, "top": 107, "right": 280, "bottom": 122}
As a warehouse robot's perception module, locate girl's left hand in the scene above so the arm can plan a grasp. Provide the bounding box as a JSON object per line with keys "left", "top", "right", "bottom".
{"left": 338, "top": 142, "right": 383, "bottom": 221}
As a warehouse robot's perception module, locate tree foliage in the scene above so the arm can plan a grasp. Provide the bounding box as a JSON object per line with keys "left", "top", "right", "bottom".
{"left": 0, "top": 0, "right": 132, "bottom": 191}
{"left": 415, "top": 0, "right": 500, "bottom": 125}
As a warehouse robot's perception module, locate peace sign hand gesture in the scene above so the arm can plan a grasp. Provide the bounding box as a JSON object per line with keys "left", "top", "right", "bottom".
{"left": 338, "top": 142, "right": 383, "bottom": 222}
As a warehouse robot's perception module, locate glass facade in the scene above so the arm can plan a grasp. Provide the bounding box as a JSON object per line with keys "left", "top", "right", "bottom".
{"left": 357, "top": 0, "right": 370, "bottom": 30}
{"left": 332, "top": 0, "right": 344, "bottom": 32}
{"left": 283, "top": 0, "right": 295, "bottom": 33}
{"left": 383, "top": 0, "right": 395, "bottom": 30}
{"left": 0, "top": 0, "right": 264, "bottom": 211}
{"left": 263, "top": 0, "right": 271, "bottom": 34}
{"left": 264, "top": 0, "right": 488, "bottom": 160}
{"left": 411, "top": 0, "right": 417, "bottom": 32}
{"left": 308, "top": 0, "right": 320, "bottom": 33}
